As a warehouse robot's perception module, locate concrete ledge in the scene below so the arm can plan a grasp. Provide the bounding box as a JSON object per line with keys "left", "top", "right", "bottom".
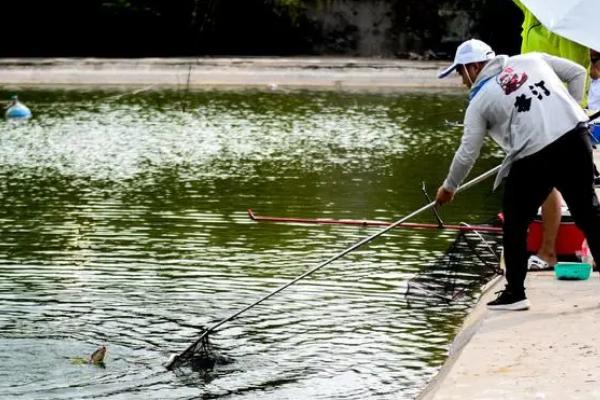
{"left": 420, "top": 271, "right": 600, "bottom": 400}
{"left": 417, "top": 274, "right": 505, "bottom": 400}
{"left": 0, "top": 57, "right": 463, "bottom": 91}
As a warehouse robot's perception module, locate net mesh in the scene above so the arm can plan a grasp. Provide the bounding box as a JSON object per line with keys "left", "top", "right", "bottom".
{"left": 405, "top": 225, "right": 503, "bottom": 304}
{"left": 187, "top": 331, "right": 217, "bottom": 370}
{"left": 168, "top": 327, "right": 223, "bottom": 371}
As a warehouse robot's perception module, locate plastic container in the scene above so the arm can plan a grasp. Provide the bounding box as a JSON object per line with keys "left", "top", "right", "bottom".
{"left": 590, "top": 123, "right": 600, "bottom": 144}
{"left": 527, "top": 219, "right": 585, "bottom": 256}
{"left": 554, "top": 262, "right": 592, "bottom": 280}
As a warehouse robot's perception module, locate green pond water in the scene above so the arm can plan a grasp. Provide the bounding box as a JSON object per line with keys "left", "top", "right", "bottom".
{"left": 0, "top": 88, "right": 503, "bottom": 399}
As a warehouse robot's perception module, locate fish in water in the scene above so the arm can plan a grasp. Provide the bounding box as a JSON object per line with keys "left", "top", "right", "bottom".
{"left": 71, "top": 345, "right": 107, "bottom": 366}
{"left": 90, "top": 345, "right": 107, "bottom": 364}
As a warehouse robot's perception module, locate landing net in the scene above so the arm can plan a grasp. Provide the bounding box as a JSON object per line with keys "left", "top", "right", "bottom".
{"left": 168, "top": 327, "right": 227, "bottom": 371}
{"left": 405, "top": 224, "right": 503, "bottom": 304}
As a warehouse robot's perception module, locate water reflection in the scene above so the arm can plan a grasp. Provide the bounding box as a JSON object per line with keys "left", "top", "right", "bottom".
{"left": 0, "top": 89, "right": 501, "bottom": 399}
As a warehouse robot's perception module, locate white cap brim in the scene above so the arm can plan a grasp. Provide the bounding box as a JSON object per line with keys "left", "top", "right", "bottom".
{"left": 438, "top": 63, "right": 459, "bottom": 79}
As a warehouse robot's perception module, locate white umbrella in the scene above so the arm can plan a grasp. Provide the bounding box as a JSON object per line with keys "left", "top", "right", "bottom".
{"left": 520, "top": 0, "right": 600, "bottom": 51}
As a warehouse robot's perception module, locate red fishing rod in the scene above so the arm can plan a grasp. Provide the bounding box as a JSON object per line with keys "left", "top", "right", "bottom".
{"left": 247, "top": 209, "right": 503, "bottom": 233}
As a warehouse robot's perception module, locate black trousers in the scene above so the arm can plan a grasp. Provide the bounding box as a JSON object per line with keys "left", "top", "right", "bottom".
{"left": 503, "top": 125, "right": 600, "bottom": 293}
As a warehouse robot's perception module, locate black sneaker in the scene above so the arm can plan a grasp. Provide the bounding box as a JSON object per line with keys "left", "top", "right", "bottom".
{"left": 486, "top": 289, "right": 530, "bottom": 311}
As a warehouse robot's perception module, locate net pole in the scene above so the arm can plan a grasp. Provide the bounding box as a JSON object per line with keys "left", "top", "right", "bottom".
{"left": 166, "top": 164, "right": 501, "bottom": 370}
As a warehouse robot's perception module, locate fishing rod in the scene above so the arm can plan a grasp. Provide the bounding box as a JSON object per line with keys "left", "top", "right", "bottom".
{"left": 246, "top": 209, "right": 503, "bottom": 233}
{"left": 166, "top": 164, "right": 501, "bottom": 370}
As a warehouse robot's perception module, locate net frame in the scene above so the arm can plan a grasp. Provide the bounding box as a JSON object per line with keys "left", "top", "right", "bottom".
{"left": 405, "top": 224, "right": 503, "bottom": 304}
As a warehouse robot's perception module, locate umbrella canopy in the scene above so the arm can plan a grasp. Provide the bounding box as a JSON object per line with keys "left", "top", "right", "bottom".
{"left": 520, "top": 0, "right": 600, "bottom": 51}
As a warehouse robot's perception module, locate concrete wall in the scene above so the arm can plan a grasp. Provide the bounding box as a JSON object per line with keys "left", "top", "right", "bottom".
{"left": 306, "top": 1, "right": 395, "bottom": 57}
{"left": 0, "top": 0, "right": 521, "bottom": 58}
{"left": 300, "top": 0, "right": 521, "bottom": 57}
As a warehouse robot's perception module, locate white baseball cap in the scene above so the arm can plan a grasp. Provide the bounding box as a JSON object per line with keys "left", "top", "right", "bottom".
{"left": 438, "top": 39, "right": 496, "bottom": 79}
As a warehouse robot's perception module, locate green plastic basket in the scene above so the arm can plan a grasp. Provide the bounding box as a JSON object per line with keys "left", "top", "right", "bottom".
{"left": 554, "top": 262, "right": 592, "bottom": 280}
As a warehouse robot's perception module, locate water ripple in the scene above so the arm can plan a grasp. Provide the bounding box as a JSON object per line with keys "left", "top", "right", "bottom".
{"left": 0, "top": 89, "right": 501, "bottom": 399}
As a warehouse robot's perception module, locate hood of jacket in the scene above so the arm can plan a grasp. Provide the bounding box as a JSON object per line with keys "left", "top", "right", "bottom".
{"left": 469, "top": 55, "right": 509, "bottom": 99}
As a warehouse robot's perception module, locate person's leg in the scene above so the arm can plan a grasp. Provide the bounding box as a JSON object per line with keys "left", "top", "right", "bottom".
{"left": 502, "top": 158, "right": 554, "bottom": 295}
{"left": 488, "top": 150, "right": 554, "bottom": 310}
{"left": 536, "top": 189, "right": 561, "bottom": 266}
{"left": 554, "top": 129, "right": 600, "bottom": 265}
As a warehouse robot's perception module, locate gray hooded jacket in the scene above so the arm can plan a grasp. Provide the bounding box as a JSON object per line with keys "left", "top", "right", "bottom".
{"left": 443, "top": 52, "right": 588, "bottom": 191}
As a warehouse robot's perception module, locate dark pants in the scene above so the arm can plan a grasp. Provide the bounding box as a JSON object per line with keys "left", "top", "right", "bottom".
{"left": 503, "top": 125, "right": 600, "bottom": 294}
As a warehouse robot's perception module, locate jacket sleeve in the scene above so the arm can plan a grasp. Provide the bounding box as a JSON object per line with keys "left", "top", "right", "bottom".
{"left": 443, "top": 105, "right": 488, "bottom": 191}
{"left": 540, "top": 53, "right": 587, "bottom": 103}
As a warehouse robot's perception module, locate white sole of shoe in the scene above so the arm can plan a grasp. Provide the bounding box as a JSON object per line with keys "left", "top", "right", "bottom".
{"left": 487, "top": 299, "right": 530, "bottom": 311}
{"left": 527, "top": 255, "right": 549, "bottom": 271}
